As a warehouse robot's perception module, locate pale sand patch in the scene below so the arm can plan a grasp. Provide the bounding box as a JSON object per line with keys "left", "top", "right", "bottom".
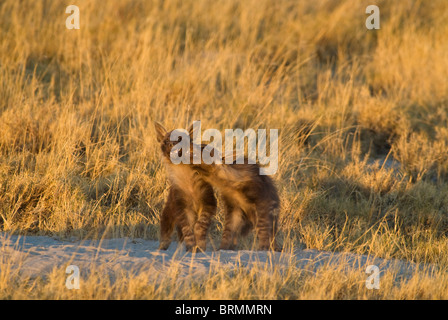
{"left": 0, "top": 233, "right": 434, "bottom": 281}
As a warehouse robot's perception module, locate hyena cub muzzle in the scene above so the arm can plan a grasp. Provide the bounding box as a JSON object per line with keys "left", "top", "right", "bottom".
{"left": 154, "top": 122, "right": 217, "bottom": 252}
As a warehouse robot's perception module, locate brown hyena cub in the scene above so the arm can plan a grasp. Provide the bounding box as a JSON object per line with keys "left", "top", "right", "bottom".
{"left": 194, "top": 159, "right": 280, "bottom": 251}
{"left": 185, "top": 124, "right": 280, "bottom": 251}
{"left": 154, "top": 122, "right": 217, "bottom": 252}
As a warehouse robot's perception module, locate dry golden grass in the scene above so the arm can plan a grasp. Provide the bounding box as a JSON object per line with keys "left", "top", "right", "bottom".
{"left": 1, "top": 0, "right": 448, "bottom": 299}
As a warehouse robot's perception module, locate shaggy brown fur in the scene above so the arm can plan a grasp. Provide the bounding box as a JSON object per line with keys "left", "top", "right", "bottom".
{"left": 155, "top": 121, "right": 280, "bottom": 251}
{"left": 193, "top": 158, "right": 280, "bottom": 251}
{"left": 154, "top": 122, "right": 217, "bottom": 252}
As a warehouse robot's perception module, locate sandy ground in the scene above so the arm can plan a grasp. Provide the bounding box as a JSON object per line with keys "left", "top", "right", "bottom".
{"left": 0, "top": 233, "right": 430, "bottom": 283}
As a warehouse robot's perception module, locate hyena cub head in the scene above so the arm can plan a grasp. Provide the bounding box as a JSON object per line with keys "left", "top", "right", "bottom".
{"left": 154, "top": 122, "right": 194, "bottom": 162}
{"left": 154, "top": 121, "right": 216, "bottom": 170}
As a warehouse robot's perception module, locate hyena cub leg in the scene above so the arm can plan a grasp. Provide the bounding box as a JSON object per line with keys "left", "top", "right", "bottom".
{"left": 159, "top": 188, "right": 196, "bottom": 251}
{"left": 255, "top": 205, "right": 280, "bottom": 251}
{"left": 159, "top": 189, "right": 178, "bottom": 250}
{"left": 178, "top": 208, "right": 197, "bottom": 252}
{"left": 176, "top": 225, "right": 184, "bottom": 242}
{"left": 193, "top": 186, "right": 217, "bottom": 251}
{"left": 193, "top": 211, "right": 214, "bottom": 252}
{"left": 220, "top": 206, "right": 245, "bottom": 250}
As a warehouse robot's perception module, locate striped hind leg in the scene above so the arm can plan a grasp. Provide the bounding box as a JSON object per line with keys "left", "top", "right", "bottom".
{"left": 255, "top": 205, "right": 280, "bottom": 251}
{"left": 193, "top": 186, "right": 217, "bottom": 251}
{"left": 179, "top": 208, "right": 198, "bottom": 252}
{"left": 220, "top": 206, "right": 245, "bottom": 250}
{"left": 193, "top": 210, "right": 214, "bottom": 252}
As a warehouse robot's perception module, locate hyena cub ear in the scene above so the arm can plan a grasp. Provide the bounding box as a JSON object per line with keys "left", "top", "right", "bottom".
{"left": 154, "top": 121, "right": 167, "bottom": 143}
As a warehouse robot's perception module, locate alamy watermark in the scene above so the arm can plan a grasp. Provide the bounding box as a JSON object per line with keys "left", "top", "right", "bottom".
{"left": 168, "top": 121, "right": 279, "bottom": 176}
{"left": 66, "top": 265, "right": 80, "bottom": 289}
{"left": 65, "top": 5, "right": 381, "bottom": 30}
{"left": 365, "top": 265, "right": 380, "bottom": 290}
{"left": 66, "top": 5, "right": 80, "bottom": 29}
{"left": 366, "top": 5, "right": 380, "bottom": 30}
